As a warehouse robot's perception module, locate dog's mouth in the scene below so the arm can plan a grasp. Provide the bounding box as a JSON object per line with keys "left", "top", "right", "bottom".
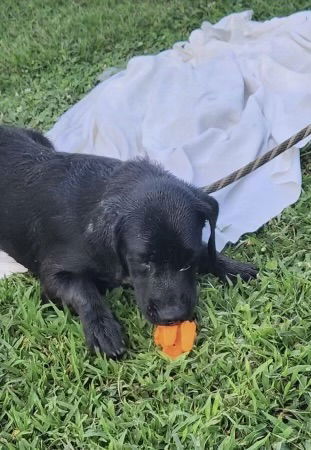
{"left": 148, "top": 314, "right": 196, "bottom": 326}
{"left": 137, "top": 294, "right": 196, "bottom": 325}
{"left": 154, "top": 319, "right": 183, "bottom": 326}
{"left": 144, "top": 310, "right": 185, "bottom": 326}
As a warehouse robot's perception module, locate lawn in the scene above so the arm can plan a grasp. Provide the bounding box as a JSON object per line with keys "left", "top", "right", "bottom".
{"left": 1, "top": 0, "right": 311, "bottom": 448}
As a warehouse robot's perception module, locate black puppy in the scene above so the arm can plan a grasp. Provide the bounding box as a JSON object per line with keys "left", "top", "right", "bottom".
{"left": 0, "top": 125, "right": 257, "bottom": 358}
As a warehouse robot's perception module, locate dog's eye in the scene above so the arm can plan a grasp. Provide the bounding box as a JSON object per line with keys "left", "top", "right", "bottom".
{"left": 179, "top": 265, "right": 191, "bottom": 272}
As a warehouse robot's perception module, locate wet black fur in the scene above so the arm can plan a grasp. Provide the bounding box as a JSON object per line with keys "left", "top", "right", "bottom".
{"left": 0, "top": 126, "right": 257, "bottom": 358}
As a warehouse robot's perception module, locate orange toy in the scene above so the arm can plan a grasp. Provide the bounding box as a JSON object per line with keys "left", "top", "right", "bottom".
{"left": 154, "top": 321, "right": 197, "bottom": 359}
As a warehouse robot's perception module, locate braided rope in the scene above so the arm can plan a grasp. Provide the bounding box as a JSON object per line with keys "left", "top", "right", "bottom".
{"left": 202, "top": 124, "right": 311, "bottom": 194}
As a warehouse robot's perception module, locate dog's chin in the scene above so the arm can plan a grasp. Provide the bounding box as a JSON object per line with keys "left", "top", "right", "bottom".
{"left": 143, "top": 315, "right": 183, "bottom": 326}
{"left": 136, "top": 306, "right": 161, "bottom": 325}
{"left": 140, "top": 307, "right": 195, "bottom": 326}
{"left": 154, "top": 320, "right": 184, "bottom": 326}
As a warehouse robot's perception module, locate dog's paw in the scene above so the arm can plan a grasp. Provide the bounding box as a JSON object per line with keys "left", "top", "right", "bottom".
{"left": 225, "top": 261, "right": 258, "bottom": 282}
{"left": 83, "top": 316, "right": 126, "bottom": 359}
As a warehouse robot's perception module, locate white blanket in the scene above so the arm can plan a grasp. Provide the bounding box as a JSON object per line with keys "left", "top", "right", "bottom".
{"left": 1, "top": 10, "right": 311, "bottom": 278}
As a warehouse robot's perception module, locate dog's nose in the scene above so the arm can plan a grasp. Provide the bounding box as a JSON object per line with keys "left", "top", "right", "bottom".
{"left": 156, "top": 305, "right": 189, "bottom": 325}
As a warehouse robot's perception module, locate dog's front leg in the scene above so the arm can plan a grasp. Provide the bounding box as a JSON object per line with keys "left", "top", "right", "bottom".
{"left": 198, "top": 244, "right": 258, "bottom": 282}
{"left": 41, "top": 270, "right": 126, "bottom": 358}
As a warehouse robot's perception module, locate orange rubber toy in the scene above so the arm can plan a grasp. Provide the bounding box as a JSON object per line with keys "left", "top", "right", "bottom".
{"left": 154, "top": 321, "right": 197, "bottom": 359}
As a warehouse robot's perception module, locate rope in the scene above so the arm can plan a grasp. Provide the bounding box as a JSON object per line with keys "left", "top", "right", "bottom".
{"left": 201, "top": 124, "right": 311, "bottom": 194}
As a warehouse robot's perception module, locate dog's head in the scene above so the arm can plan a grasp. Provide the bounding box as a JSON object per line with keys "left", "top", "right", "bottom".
{"left": 114, "top": 179, "right": 218, "bottom": 325}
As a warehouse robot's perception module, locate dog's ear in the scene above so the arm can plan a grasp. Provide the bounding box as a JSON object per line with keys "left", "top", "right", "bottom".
{"left": 194, "top": 190, "right": 219, "bottom": 263}
{"left": 112, "top": 215, "right": 128, "bottom": 274}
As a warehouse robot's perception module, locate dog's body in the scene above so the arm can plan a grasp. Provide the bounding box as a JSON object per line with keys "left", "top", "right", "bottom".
{"left": 0, "top": 126, "right": 257, "bottom": 357}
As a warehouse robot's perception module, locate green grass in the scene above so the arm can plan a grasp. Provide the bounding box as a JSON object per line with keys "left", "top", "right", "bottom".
{"left": 1, "top": 0, "right": 311, "bottom": 448}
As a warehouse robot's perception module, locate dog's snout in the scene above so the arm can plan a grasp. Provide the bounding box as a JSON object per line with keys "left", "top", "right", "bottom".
{"left": 155, "top": 304, "right": 190, "bottom": 325}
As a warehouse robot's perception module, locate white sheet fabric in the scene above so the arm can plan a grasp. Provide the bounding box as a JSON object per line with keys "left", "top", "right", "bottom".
{"left": 1, "top": 10, "right": 311, "bottom": 278}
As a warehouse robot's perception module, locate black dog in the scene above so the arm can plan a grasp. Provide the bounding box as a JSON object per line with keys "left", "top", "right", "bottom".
{"left": 0, "top": 125, "right": 257, "bottom": 358}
